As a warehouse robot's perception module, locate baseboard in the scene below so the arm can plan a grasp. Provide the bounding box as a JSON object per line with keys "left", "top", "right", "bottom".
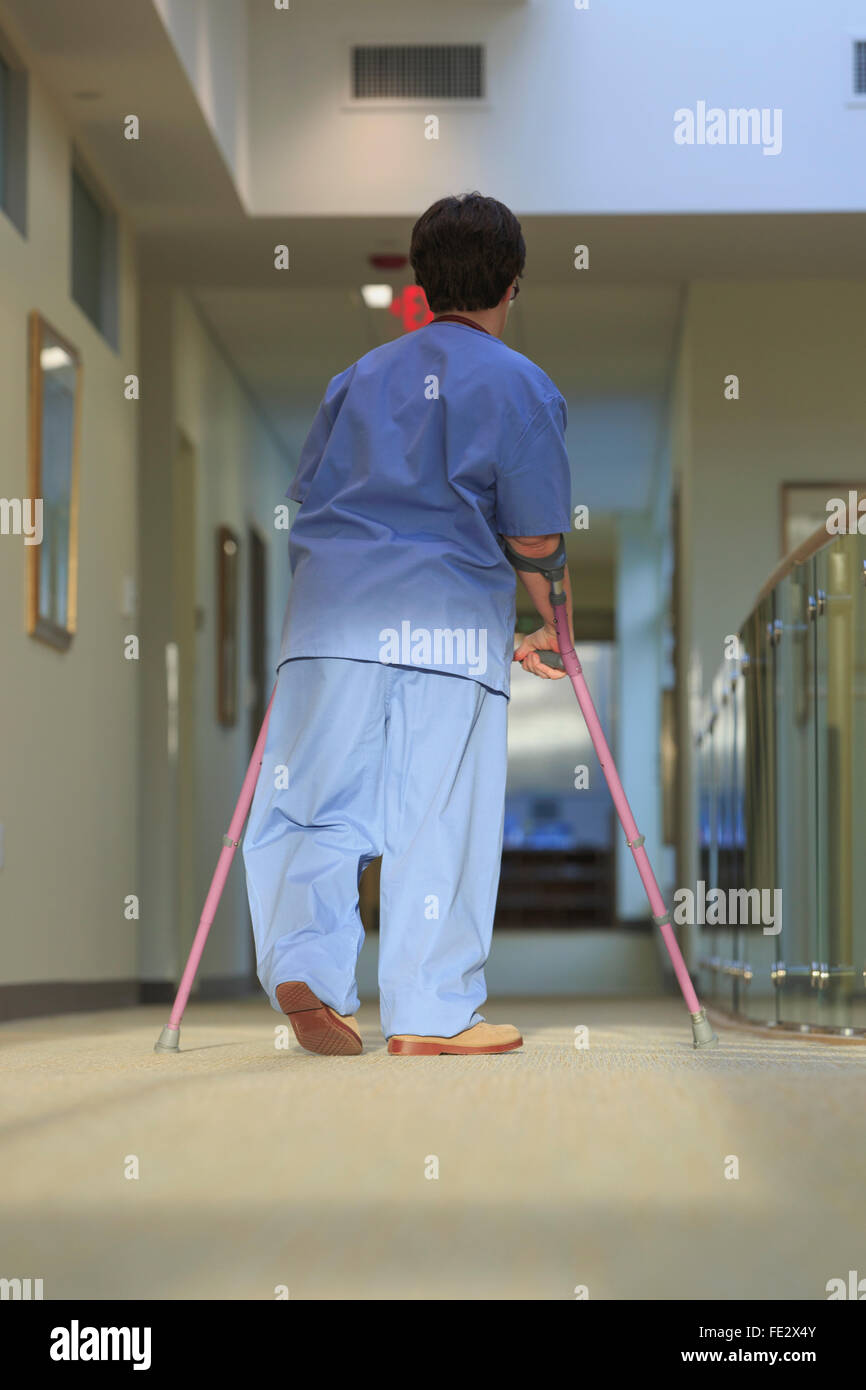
{"left": 0, "top": 976, "right": 259, "bottom": 1022}
{"left": 707, "top": 1005, "right": 866, "bottom": 1044}
{"left": 137, "top": 981, "right": 176, "bottom": 1006}
{"left": 0, "top": 980, "right": 140, "bottom": 1023}
{"left": 194, "top": 975, "right": 259, "bottom": 1001}
{"left": 140, "top": 976, "right": 258, "bottom": 1005}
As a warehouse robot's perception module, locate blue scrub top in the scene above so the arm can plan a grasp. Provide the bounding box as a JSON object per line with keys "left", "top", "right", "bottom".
{"left": 278, "top": 317, "right": 572, "bottom": 698}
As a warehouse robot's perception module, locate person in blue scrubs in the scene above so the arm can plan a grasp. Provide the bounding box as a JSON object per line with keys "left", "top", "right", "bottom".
{"left": 243, "top": 192, "right": 574, "bottom": 1056}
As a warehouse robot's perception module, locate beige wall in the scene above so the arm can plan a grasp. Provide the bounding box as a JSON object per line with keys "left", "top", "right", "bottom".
{"left": 176, "top": 293, "right": 291, "bottom": 983}
{"left": 673, "top": 279, "right": 866, "bottom": 960}
{"left": 0, "top": 22, "right": 290, "bottom": 998}
{"left": 683, "top": 280, "right": 866, "bottom": 696}
{"left": 0, "top": 56, "right": 139, "bottom": 984}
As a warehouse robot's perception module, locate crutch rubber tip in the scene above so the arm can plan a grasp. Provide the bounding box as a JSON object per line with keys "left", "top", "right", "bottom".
{"left": 691, "top": 1009, "right": 719, "bottom": 1050}
{"left": 154, "top": 1026, "right": 180, "bottom": 1054}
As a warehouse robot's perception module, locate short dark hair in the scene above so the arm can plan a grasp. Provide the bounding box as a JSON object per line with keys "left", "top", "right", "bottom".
{"left": 409, "top": 192, "right": 525, "bottom": 313}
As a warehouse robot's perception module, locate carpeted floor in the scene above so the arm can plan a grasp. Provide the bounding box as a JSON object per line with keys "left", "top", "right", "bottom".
{"left": 1, "top": 997, "right": 863, "bottom": 1301}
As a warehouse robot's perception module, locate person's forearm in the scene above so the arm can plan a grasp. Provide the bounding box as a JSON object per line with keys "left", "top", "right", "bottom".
{"left": 516, "top": 564, "right": 574, "bottom": 638}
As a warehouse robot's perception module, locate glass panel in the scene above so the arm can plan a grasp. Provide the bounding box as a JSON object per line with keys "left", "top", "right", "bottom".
{"left": 812, "top": 538, "right": 857, "bottom": 1028}
{"left": 740, "top": 597, "right": 778, "bottom": 1023}
{"left": 699, "top": 526, "right": 866, "bottom": 1034}
{"left": 774, "top": 559, "right": 819, "bottom": 1027}
{"left": 730, "top": 656, "right": 746, "bottom": 1014}
{"left": 37, "top": 330, "right": 77, "bottom": 630}
{"left": 714, "top": 667, "right": 738, "bottom": 1014}
{"left": 696, "top": 702, "right": 720, "bottom": 1006}
{"left": 696, "top": 719, "right": 712, "bottom": 888}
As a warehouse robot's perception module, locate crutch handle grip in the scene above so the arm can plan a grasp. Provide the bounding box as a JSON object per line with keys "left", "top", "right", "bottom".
{"left": 537, "top": 650, "right": 565, "bottom": 671}
{"left": 512, "top": 649, "right": 566, "bottom": 671}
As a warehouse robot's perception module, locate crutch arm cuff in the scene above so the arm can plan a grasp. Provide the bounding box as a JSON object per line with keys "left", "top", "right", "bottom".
{"left": 502, "top": 534, "right": 567, "bottom": 581}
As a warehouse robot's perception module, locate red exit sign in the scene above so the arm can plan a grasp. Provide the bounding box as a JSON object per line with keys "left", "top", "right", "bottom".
{"left": 389, "top": 285, "right": 434, "bottom": 332}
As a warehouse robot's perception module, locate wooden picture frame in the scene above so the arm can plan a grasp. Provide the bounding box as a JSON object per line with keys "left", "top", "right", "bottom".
{"left": 216, "top": 525, "right": 240, "bottom": 726}
{"left": 247, "top": 525, "right": 267, "bottom": 754}
{"left": 27, "top": 312, "right": 83, "bottom": 650}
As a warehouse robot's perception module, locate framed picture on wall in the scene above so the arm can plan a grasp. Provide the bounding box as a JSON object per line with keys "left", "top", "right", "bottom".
{"left": 780, "top": 482, "right": 863, "bottom": 558}
{"left": 27, "top": 312, "right": 83, "bottom": 650}
{"left": 216, "top": 525, "right": 240, "bottom": 726}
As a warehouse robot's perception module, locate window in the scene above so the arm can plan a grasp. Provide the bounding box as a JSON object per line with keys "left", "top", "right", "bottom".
{"left": 70, "top": 163, "right": 118, "bottom": 346}
{"left": 0, "top": 53, "right": 8, "bottom": 211}
{"left": 0, "top": 31, "right": 27, "bottom": 235}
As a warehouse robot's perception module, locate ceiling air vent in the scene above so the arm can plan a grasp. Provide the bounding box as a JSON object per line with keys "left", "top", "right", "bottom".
{"left": 351, "top": 45, "right": 484, "bottom": 101}
{"left": 854, "top": 39, "right": 866, "bottom": 96}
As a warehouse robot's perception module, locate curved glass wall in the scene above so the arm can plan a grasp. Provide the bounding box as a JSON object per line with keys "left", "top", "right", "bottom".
{"left": 696, "top": 530, "right": 866, "bottom": 1035}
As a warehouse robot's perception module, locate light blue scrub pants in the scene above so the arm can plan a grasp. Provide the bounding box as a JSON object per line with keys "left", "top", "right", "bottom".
{"left": 242, "top": 657, "right": 508, "bottom": 1039}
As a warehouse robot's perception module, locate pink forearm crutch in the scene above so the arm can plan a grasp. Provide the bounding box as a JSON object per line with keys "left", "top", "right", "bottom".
{"left": 507, "top": 537, "right": 718, "bottom": 1050}
{"left": 154, "top": 685, "right": 276, "bottom": 1053}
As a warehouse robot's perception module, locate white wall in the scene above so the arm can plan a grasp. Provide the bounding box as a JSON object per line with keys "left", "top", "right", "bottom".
{"left": 0, "top": 47, "right": 139, "bottom": 987}
{"left": 152, "top": 0, "right": 250, "bottom": 202}
{"left": 246, "top": 0, "right": 866, "bottom": 216}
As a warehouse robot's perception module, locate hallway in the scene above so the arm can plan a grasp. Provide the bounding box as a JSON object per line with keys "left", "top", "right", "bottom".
{"left": 2, "top": 999, "right": 860, "bottom": 1301}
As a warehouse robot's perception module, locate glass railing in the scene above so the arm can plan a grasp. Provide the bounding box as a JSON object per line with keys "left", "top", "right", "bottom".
{"left": 695, "top": 523, "right": 866, "bottom": 1035}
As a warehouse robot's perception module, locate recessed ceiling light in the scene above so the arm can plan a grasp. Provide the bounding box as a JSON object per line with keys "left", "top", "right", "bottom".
{"left": 361, "top": 284, "right": 393, "bottom": 309}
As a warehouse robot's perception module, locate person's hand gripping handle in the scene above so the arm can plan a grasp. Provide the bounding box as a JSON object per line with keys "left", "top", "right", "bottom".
{"left": 504, "top": 534, "right": 572, "bottom": 680}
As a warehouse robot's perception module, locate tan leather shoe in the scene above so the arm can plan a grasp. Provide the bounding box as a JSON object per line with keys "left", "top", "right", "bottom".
{"left": 388, "top": 1021, "right": 522, "bottom": 1056}
{"left": 275, "top": 980, "right": 362, "bottom": 1056}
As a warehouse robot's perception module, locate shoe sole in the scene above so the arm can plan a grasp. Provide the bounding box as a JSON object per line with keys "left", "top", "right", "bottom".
{"left": 275, "top": 981, "right": 362, "bottom": 1056}
{"left": 387, "top": 1035, "right": 523, "bottom": 1056}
